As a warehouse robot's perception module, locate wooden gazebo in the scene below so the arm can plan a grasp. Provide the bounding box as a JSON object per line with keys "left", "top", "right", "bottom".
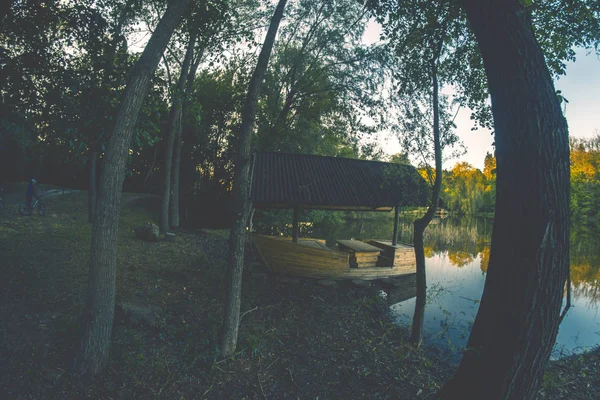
{"left": 248, "top": 152, "right": 428, "bottom": 280}
{"left": 250, "top": 152, "right": 429, "bottom": 245}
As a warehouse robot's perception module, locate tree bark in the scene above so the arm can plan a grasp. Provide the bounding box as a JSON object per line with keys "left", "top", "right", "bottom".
{"left": 410, "top": 55, "right": 442, "bottom": 348}
{"left": 87, "top": 151, "right": 98, "bottom": 223}
{"left": 73, "top": 0, "right": 189, "bottom": 377}
{"left": 438, "top": 1, "right": 570, "bottom": 399}
{"left": 169, "top": 47, "right": 202, "bottom": 229}
{"left": 169, "top": 115, "right": 182, "bottom": 228}
{"left": 220, "top": 0, "right": 288, "bottom": 358}
{"left": 160, "top": 33, "right": 195, "bottom": 233}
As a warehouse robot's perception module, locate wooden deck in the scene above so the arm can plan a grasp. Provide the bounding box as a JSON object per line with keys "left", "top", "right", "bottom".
{"left": 252, "top": 234, "right": 416, "bottom": 280}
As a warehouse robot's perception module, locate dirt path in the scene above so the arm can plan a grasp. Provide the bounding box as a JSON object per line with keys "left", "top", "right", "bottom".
{"left": 1, "top": 184, "right": 79, "bottom": 206}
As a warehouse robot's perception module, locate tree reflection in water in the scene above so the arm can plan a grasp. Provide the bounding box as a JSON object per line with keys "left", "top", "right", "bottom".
{"left": 305, "top": 212, "right": 600, "bottom": 356}
{"left": 257, "top": 211, "right": 600, "bottom": 354}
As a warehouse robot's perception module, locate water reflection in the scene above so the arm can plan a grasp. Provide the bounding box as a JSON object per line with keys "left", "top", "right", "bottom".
{"left": 305, "top": 213, "right": 600, "bottom": 358}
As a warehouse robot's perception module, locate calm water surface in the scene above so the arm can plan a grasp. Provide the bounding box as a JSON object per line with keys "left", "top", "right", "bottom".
{"left": 303, "top": 213, "right": 600, "bottom": 359}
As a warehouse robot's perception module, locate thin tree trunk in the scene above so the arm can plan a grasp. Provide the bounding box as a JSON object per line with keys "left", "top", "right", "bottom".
{"left": 169, "top": 115, "right": 182, "bottom": 228}
{"left": 143, "top": 146, "right": 158, "bottom": 189}
{"left": 170, "top": 48, "right": 203, "bottom": 228}
{"left": 73, "top": 0, "right": 189, "bottom": 377}
{"left": 160, "top": 33, "right": 195, "bottom": 233}
{"left": 410, "top": 55, "right": 442, "bottom": 347}
{"left": 438, "top": 1, "right": 570, "bottom": 398}
{"left": 220, "top": 0, "right": 288, "bottom": 358}
{"left": 88, "top": 151, "right": 98, "bottom": 223}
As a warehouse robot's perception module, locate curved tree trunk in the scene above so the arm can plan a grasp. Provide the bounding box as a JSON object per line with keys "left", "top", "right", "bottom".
{"left": 86, "top": 2, "right": 130, "bottom": 222}
{"left": 160, "top": 33, "right": 195, "bottom": 233}
{"left": 410, "top": 56, "right": 442, "bottom": 347}
{"left": 73, "top": 0, "right": 189, "bottom": 377}
{"left": 220, "top": 0, "right": 288, "bottom": 358}
{"left": 438, "top": 1, "right": 570, "bottom": 398}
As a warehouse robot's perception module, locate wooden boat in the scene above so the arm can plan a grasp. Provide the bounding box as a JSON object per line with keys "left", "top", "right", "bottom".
{"left": 252, "top": 234, "right": 416, "bottom": 280}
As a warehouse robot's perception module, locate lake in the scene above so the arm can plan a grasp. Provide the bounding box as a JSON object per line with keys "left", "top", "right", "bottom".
{"left": 262, "top": 211, "right": 600, "bottom": 359}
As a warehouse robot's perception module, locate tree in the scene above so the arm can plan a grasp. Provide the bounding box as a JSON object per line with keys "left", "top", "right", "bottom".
{"left": 443, "top": 162, "right": 486, "bottom": 215}
{"left": 220, "top": 0, "right": 288, "bottom": 358}
{"left": 254, "top": 0, "right": 386, "bottom": 158}
{"left": 74, "top": 0, "right": 190, "bottom": 377}
{"left": 164, "top": 0, "right": 261, "bottom": 230}
{"left": 369, "top": 0, "right": 599, "bottom": 396}
{"left": 370, "top": 0, "right": 465, "bottom": 347}
{"left": 160, "top": 31, "right": 195, "bottom": 234}
{"left": 82, "top": 0, "right": 140, "bottom": 223}
{"left": 438, "top": 0, "right": 574, "bottom": 397}
{"left": 410, "top": 48, "right": 443, "bottom": 347}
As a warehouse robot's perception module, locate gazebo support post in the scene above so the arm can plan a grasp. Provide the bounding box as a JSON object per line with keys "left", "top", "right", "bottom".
{"left": 392, "top": 204, "right": 400, "bottom": 246}
{"left": 292, "top": 206, "right": 300, "bottom": 243}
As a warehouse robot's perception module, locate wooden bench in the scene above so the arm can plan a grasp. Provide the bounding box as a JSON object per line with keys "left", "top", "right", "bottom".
{"left": 336, "top": 240, "right": 382, "bottom": 253}
{"left": 336, "top": 240, "right": 382, "bottom": 268}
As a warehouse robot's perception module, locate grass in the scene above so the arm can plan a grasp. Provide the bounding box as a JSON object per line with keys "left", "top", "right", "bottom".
{"left": 0, "top": 189, "right": 597, "bottom": 399}
{"left": 0, "top": 191, "right": 454, "bottom": 399}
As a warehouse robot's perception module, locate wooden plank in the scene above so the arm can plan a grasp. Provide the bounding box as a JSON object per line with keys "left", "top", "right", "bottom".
{"left": 351, "top": 254, "right": 380, "bottom": 261}
{"left": 260, "top": 243, "right": 348, "bottom": 262}
{"left": 254, "top": 235, "right": 348, "bottom": 262}
{"left": 353, "top": 251, "right": 381, "bottom": 258}
{"left": 350, "top": 262, "right": 379, "bottom": 268}
{"left": 266, "top": 236, "right": 327, "bottom": 245}
{"left": 337, "top": 240, "right": 382, "bottom": 253}
{"left": 367, "top": 240, "right": 414, "bottom": 250}
{"left": 297, "top": 240, "right": 331, "bottom": 250}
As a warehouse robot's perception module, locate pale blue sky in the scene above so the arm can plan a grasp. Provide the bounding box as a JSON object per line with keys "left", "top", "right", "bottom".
{"left": 364, "top": 24, "right": 600, "bottom": 170}
{"left": 451, "top": 48, "right": 600, "bottom": 170}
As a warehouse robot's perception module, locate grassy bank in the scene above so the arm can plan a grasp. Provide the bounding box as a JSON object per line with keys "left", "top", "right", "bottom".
{"left": 0, "top": 190, "right": 595, "bottom": 399}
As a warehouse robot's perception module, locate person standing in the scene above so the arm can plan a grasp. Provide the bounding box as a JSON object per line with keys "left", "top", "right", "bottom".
{"left": 26, "top": 178, "right": 38, "bottom": 211}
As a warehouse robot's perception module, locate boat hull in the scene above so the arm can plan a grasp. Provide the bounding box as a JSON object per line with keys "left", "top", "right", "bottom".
{"left": 252, "top": 234, "right": 416, "bottom": 280}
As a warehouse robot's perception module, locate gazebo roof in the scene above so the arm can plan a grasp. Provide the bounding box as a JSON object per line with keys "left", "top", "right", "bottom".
{"left": 250, "top": 152, "right": 429, "bottom": 211}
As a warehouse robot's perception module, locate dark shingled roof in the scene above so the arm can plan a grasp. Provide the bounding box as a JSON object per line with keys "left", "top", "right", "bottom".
{"left": 250, "top": 152, "right": 429, "bottom": 211}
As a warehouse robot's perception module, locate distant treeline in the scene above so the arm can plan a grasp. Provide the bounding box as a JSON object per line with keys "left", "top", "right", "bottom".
{"left": 415, "top": 152, "right": 496, "bottom": 215}
{"left": 417, "top": 135, "right": 600, "bottom": 221}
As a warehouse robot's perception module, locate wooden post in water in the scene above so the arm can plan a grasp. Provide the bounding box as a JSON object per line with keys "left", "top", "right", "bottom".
{"left": 392, "top": 204, "right": 400, "bottom": 246}
{"left": 292, "top": 206, "right": 300, "bottom": 243}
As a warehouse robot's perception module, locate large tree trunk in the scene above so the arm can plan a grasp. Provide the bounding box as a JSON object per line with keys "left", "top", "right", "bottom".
{"left": 86, "top": 2, "right": 130, "bottom": 221}
{"left": 410, "top": 56, "right": 442, "bottom": 347}
{"left": 160, "top": 34, "right": 195, "bottom": 233}
{"left": 73, "top": 0, "right": 189, "bottom": 377}
{"left": 438, "top": 1, "right": 570, "bottom": 399}
{"left": 220, "top": 0, "right": 288, "bottom": 358}
{"left": 87, "top": 151, "right": 98, "bottom": 223}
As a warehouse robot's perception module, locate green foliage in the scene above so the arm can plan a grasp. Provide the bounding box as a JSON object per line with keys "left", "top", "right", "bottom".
{"left": 254, "top": 0, "right": 389, "bottom": 158}
{"left": 570, "top": 134, "right": 600, "bottom": 236}
{"left": 442, "top": 162, "right": 487, "bottom": 215}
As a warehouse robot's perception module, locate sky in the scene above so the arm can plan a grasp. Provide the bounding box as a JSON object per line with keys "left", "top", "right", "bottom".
{"left": 363, "top": 23, "right": 600, "bottom": 170}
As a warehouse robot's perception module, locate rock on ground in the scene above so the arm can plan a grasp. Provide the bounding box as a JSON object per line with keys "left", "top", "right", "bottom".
{"left": 115, "top": 302, "right": 161, "bottom": 327}
{"left": 134, "top": 223, "right": 160, "bottom": 242}
{"left": 316, "top": 279, "right": 338, "bottom": 287}
{"left": 351, "top": 279, "right": 371, "bottom": 288}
